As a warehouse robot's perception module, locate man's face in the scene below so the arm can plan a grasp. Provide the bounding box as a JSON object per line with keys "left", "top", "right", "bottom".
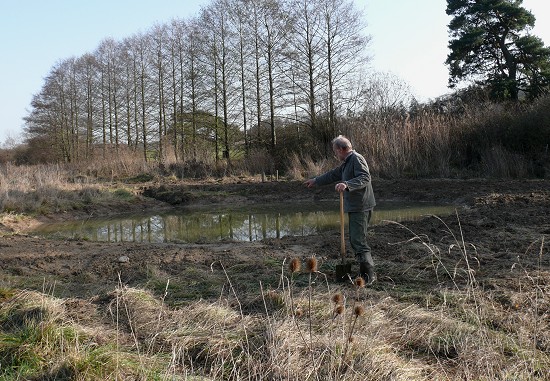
{"left": 333, "top": 145, "right": 347, "bottom": 161}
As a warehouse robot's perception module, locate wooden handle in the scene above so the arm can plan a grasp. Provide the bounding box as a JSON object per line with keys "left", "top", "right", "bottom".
{"left": 340, "top": 191, "right": 345, "bottom": 257}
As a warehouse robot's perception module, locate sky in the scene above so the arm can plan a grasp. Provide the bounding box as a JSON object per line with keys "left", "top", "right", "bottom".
{"left": 1, "top": 0, "right": 549, "bottom": 145}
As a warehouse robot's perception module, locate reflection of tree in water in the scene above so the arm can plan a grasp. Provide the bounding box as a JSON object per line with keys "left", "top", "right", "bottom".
{"left": 69, "top": 211, "right": 322, "bottom": 242}
{"left": 34, "top": 203, "right": 456, "bottom": 243}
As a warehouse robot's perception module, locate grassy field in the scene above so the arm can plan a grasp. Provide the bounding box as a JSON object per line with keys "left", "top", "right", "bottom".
{"left": 1, "top": 250, "right": 549, "bottom": 381}
{"left": 1, "top": 164, "right": 549, "bottom": 380}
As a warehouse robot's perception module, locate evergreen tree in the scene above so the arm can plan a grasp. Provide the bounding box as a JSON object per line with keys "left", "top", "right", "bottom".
{"left": 446, "top": 0, "right": 550, "bottom": 100}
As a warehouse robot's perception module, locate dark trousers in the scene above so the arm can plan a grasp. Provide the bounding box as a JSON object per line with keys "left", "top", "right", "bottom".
{"left": 348, "top": 210, "right": 374, "bottom": 268}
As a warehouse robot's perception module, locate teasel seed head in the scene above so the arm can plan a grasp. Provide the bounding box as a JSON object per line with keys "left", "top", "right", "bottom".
{"left": 266, "top": 290, "right": 281, "bottom": 303}
{"left": 354, "top": 305, "right": 365, "bottom": 317}
{"left": 289, "top": 258, "right": 301, "bottom": 273}
{"left": 306, "top": 257, "right": 318, "bottom": 273}
{"left": 332, "top": 293, "right": 344, "bottom": 305}
{"left": 295, "top": 307, "right": 304, "bottom": 318}
{"left": 334, "top": 305, "right": 344, "bottom": 316}
{"left": 355, "top": 276, "right": 366, "bottom": 288}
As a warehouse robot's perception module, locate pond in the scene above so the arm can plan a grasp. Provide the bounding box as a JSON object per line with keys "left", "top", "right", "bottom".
{"left": 32, "top": 201, "right": 457, "bottom": 244}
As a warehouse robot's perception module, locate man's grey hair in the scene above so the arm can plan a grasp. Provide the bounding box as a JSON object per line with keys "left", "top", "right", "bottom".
{"left": 332, "top": 135, "right": 352, "bottom": 150}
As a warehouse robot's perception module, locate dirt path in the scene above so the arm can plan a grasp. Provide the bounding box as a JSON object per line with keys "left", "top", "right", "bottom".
{"left": 1, "top": 178, "right": 549, "bottom": 302}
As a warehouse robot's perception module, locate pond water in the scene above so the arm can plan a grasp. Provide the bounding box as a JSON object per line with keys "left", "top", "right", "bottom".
{"left": 32, "top": 201, "right": 457, "bottom": 243}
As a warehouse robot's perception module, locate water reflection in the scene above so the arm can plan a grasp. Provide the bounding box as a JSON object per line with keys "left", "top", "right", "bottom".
{"left": 33, "top": 202, "right": 456, "bottom": 243}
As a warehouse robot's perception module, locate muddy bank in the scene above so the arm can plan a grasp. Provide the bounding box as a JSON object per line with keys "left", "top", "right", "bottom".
{"left": 0, "top": 178, "right": 549, "bottom": 303}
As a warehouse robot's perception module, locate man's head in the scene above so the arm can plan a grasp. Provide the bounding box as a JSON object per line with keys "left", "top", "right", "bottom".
{"left": 332, "top": 135, "right": 352, "bottom": 161}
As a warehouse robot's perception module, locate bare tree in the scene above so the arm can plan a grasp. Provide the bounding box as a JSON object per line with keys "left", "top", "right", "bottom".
{"left": 96, "top": 39, "right": 120, "bottom": 155}
{"left": 129, "top": 32, "right": 154, "bottom": 162}
{"left": 184, "top": 18, "right": 207, "bottom": 160}
{"left": 282, "top": 0, "right": 370, "bottom": 154}
{"left": 22, "top": 0, "right": 374, "bottom": 167}
{"left": 117, "top": 41, "right": 136, "bottom": 149}
{"left": 360, "top": 71, "right": 414, "bottom": 117}
{"left": 200, "top": 0, "right": 241, "bottom": 165}
{"left": 150, "top": 24, "right": 171, "bottom": 164}
{"left": 168, "top": 19, "right": 185, "bottom": 161}
{"left": 24, "top": 60, "right": 73, "bottom": 162}
{"left": 226, "top": 0, "right": 253, "bottom": 156}
{"left": 320, "top": 0, "right": 370, "bottom": 135}
{"left": 261, "top": 0, "right": 290, "bottom": 150}
{"left": 285, "top": 0, "right": 325, "bottom": 135}
{"left": 77, "top": 54, "right": 100, "bottom": 159}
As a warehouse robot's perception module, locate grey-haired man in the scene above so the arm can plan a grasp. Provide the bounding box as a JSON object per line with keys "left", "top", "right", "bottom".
{"left": 304, "top": 135, "right": 376, "bottom": 283}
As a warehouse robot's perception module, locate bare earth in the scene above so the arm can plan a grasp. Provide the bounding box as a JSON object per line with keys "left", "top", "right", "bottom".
{"left": 1, "top": 178, "right": 549, "bottom": 302}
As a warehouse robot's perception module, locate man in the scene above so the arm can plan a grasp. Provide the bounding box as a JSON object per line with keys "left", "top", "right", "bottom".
{"left": 304, "top": 135, "right": 376, "bottom": 283}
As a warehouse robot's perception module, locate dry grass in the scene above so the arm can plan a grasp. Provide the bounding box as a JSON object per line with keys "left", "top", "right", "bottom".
{"left": 0, "top": 160, "right": 548, "bottom": 379}
{"left": 0, "top": 162, "right": 143, "bottom": 216}
{"left": 2, "top": 233, "right": 549, "bottom": 381}
{"left": 0, "top": 163, "right": 91, "bottom": 214}
{"left": 341, "top": 100, "right": 549, "bottom": 179}
{"left": 347, "top": 111, "right": 455, "bottom": 178}
{"left": 479, "top": 145, "right": 530, "bottom": 178}
{"left": 287, "top": 153, "right": 336, "bottom": 181}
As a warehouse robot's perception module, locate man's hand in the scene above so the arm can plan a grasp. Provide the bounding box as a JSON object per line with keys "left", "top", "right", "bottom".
{"left": 335, "top": 182, "right": 347, "bottom": 192}
{"left": 304, "top": 179, "right": 316, "bottom": 188}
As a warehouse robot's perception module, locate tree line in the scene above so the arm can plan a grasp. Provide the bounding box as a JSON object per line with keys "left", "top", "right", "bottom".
{"left": 16, "top": 0, "right": 550, "bottom": 179}
{"left": 22, "top": 0, "right": 371, "bottom": 167}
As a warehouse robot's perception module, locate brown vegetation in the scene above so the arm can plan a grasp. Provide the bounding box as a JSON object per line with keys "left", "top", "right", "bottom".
{"left": 0, "top": 171, "right": 549, "bottom": 380}
{"left": 2, "top": 1, "right": 548, "bottom": 377}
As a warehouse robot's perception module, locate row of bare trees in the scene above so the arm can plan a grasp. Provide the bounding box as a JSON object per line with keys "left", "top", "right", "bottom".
{"left": 23, "top": 0, "right": 373, "bottom": 167}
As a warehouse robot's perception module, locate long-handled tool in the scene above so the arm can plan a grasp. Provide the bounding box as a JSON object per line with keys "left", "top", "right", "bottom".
{"left": 335, "top": 191, "right": 352, "bottom": 281}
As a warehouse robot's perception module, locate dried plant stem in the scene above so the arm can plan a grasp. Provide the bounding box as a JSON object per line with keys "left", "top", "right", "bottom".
{"left": 287, "top": 271, "right": 311, "bottom": 353}
{"left": 308, "top": 271, "right": 313, "bottom": 343}
{"left": 342, "top": 314, "right": 359, "bottom": 363}
{"left": 534, "top": 236, "right": 545, "bottom": 351}
{"left": 218, "top": 261, "right": 252, "bottom": 374}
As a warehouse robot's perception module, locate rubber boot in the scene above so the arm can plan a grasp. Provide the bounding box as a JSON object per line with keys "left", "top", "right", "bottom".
{"left": 359, "top": 262, "right": 368, "bottom": 280}
{"left": 366, "top": 267, "right": 375, "bottom": 285}
{"left": 360, "top": 262, "right": 375, "bottom": 285}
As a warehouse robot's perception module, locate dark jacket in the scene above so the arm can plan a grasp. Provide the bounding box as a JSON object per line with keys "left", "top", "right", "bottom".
{"left": 314, "top": 151, "right": 376, "bottom": 213}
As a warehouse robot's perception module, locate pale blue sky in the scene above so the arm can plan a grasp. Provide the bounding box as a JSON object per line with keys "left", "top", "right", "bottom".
{"left": 1, "top": 0, "right": 549, "bottom": 144}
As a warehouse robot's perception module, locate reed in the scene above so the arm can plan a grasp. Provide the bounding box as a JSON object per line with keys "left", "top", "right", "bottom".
{"left": 0, "top": 162, "right": 142, "bottom": 216}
